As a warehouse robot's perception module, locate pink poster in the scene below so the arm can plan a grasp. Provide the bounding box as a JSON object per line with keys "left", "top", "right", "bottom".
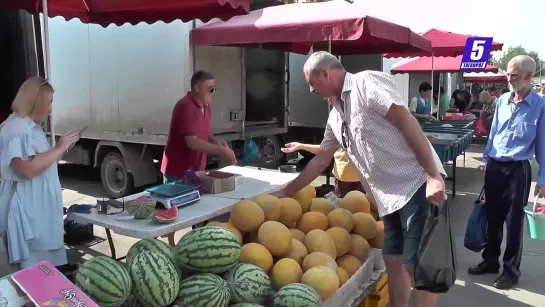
{"left": 11, "top": 261, "right": 98, "bottom": 307}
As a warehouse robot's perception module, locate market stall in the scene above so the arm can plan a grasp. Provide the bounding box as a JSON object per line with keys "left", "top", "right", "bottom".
{"left": 61, "top": 165, "right": 387, "bottom": 307}
{"left": 422, "top": 121, "right": 474, "bottom": 197}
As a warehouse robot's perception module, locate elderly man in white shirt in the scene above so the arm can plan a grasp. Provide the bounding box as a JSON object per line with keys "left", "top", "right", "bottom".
{"left": 273, "top": 52, "right": 447, "bottom": 307}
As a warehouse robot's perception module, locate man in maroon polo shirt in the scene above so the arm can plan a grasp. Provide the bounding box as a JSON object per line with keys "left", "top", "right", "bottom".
{"left": 161, "top": 70, "right": 237, "bottom": 245}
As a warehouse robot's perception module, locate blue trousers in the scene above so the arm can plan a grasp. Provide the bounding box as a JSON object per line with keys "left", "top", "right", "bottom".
{"left": 483, "top": 159, "right": 531, "bottom": 278}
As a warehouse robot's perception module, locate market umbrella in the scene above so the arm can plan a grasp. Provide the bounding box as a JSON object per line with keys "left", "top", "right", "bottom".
{"left": 384, "top": 28, "right": 504, "bottom": 58}
{"left": 0, "top": 0, "right": 251, "bottom": 144}
{"left": 390, "top": 55, "right": 499, "bottom": 74}
{"left": 191, "top": 1, "right": 432, "bottom": 55}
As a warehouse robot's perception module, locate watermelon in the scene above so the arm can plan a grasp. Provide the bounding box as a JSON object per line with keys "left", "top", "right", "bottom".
{"left": 75, "top": 256, "right": 131, "bottom": 307}
{"left": 176, "top": 226, "right": 241, "bottom": 273}
{"left": 129, "top": 251, "right": 179, "bottom": 307}
{"left": 224, "top": 263, "right": 271, "bottom": 304}
{"left": 175, "top": 273, "right": 231, "bottom": 307}
{"left": 230, "top": 304, "right": 265, "bottom": 307}
{"left": 125, "top": 196, "right": 156, "bottom": 219}
{"left": 273, "top": 283, "right": 322, "bottom": 307}
{"left": 126, "top": 239, "right": 181, "bottom": 277}
{"left": 151, "top": 206, "right": 178, "bottom": 224}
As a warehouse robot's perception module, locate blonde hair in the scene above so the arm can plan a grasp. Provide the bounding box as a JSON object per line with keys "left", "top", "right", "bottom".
{"left": 11, "top": 76, "right": 54, "bottom": 117}
{"left": 478, "top": 90, "right": 490, "bottom": 103}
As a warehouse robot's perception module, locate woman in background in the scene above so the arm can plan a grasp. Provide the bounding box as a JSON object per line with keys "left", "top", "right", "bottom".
{"left": 438, "top": 86, "right": 450, "bottom": 119}
{"left": 0, "top": 77, "right": 79, "bottom": 274}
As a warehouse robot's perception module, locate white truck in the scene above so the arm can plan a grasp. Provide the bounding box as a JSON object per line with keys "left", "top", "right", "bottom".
{"left": 0, "top": 8, "right": 382, "bottom": 198}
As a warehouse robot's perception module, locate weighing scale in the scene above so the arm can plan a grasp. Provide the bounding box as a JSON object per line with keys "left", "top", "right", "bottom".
{"left": 145, "top": 182, "right": 201, "bottom": 209}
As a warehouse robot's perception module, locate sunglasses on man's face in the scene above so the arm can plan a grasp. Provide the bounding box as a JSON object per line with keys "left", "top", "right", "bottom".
{"left": 209, "top": 87, "right": 217, "bottom": 94}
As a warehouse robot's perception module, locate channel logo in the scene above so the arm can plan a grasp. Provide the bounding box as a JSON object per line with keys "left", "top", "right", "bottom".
{"left": 460, "top": 37, "right": 493, "bottom": 71}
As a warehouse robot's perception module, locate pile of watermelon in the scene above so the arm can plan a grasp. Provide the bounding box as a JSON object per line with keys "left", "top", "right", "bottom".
{"left": 74, "top": 226, "right": 322, "bottom": 307}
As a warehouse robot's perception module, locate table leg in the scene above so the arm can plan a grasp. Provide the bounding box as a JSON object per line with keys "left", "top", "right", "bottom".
{"left": 463, "top": 151, "right": 466, "bottom": 167}
{"left": 451, "top": 158, "right": 457, "bottom": 198}
{"left": 105, "top": 228, "right": 117, "bottom": 260}
{"left": 104, "top": 229, "right": 126, "bottom": 261}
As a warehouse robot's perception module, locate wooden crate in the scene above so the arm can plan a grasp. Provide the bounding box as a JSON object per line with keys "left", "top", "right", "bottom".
{"left": 360, "top": 273, "right": 389, "bottom": 307}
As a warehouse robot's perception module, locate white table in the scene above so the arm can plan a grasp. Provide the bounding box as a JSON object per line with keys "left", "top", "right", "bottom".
{"left": 67, "top": 166, "right": 298, "bottom": 259}
{"left": 68, "top": 192, "right": 237, "bottom": 259}
{"left": 209, "top": 166, "right": 298, "bottom": 199}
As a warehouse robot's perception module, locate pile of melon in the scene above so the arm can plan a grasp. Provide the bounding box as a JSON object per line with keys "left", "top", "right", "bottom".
{"left": 212, "top": 185, "right": 384, "bottom": 302}
{"left": 74, "top": 225, "right": 323, "bottom": 307}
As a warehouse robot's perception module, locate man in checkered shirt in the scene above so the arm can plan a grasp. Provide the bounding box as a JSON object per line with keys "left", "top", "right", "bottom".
{"left": 273, "top": 52, "right": 447, "bottom": 307}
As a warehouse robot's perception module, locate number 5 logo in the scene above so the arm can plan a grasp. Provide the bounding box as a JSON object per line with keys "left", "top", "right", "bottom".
{"left": 470, "top": 40, "right": 486, "bottom": 61}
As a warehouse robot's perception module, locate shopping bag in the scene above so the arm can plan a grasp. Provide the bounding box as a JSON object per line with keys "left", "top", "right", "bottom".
{"left": 473, "top": 116, "right": 487, "bottom": 137}
{"left": 464, "top": 187, "right": 487, "bottom": 252}
{"left": 243, "top": 137, "right": 259, "bottom": 164}
{"left": 414, "top": 201, "right": 457, "bottom": 293}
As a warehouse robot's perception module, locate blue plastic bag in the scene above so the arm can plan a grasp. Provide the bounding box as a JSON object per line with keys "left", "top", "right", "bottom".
{"left": 243, "top": 137, "right": 259, "bottom": 164}
{"left": 464, "top": 187, "right": 487, "bottom": 252}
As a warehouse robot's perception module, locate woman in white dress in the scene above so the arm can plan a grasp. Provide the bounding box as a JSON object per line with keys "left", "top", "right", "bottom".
{"left": 0, "top": 77, "right": 79, "bottom": 274}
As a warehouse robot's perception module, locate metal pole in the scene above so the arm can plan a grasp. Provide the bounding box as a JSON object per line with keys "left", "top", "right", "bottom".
{"left": 42, "top": 0, "right": 55, "bottom": 146}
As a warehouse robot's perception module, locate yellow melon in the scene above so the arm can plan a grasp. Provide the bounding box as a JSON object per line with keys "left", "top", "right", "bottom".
{"left": 369, "top": 221, "right": 384, "bottom": 248}
{"left": 271, "top": 258, "right": 303, "bottom": 289}
{"left": 304, "top": 184, "right": 317, "bottom": 199}
{"left": 301, "top": 266, "right": 340, "bottom": 301}
{"left": 230, "top": 200, "right": 265, "bottom": 232}
{"left": 304, "top": 229, "right": 337, "bottom": 259}
{"left": 253, "top": 194, "right": 282, "bottom": 221}
{"left": 258, "top": 221, "right": 292, "bottom": 256}
{"left": 309, "top": 198, "right": 335, "bottom": 216}
{"left": 348, "top": 234, "right": 370, "bottom": 262}
{"left": 284, "top": 239, "right": 309, "bottom": 266}
{"left": 218, "top": 223, "right": 243, "bottom": 245}
{"left": 297, "top": 212, "right": 328, "bottom": 234}
{"left": 327, "top": 208, "right": 355, "bottom": 232}
{"left": 293, "top": 189, "right": 312, "bottom": 213}
{"left": 206, "top": 221, "right": 223, "bottom": 227}
{"left": 302, "top": 252, "right": 338, "bottom": 273}
{"left": 239, "top": 243, "right": 274, "bottom": 273}
{"left": 289, "top": 228, "right": 306, "bottom": 243}
{"left": 336, "top": 255, "right": 362, "bottom": 277}
{"left": 337, "top": 267, "right": 350, "bottom": 286}
{"left": 278, "top": 198, "right": 303, "bottom": 226}
{"left": 366, "top": 193, "right": 377, "bottom": 212}
{"left": 340, "top": 191, "right": 371, "bottom": 214}
{"left": 326, "top": 227, "right": 351, "bottom": 258}
{"left": 352, "top": 212, "right": 378, "bottom": 240}
{"left": 370, "top": 209, "right": 380, "bottom": 221}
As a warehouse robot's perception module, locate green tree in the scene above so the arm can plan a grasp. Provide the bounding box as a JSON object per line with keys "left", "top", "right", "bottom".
{"left": 495, "top": 45, "right": 541, "bottom": 71}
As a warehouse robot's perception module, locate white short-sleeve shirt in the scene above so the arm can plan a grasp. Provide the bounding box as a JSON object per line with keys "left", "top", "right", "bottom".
{"left": 320, "top": 71, "right": 446, "bottom": 217}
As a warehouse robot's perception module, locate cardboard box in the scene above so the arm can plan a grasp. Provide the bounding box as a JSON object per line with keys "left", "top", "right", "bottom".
{"left": 197, "top": 170, "right": 238, "bottom": 194}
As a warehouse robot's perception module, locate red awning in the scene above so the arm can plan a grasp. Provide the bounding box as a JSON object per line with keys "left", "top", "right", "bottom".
{"left": 0, "top": 0, "right": 250, "bottom": 26}
{"left": 384, "top": 28, "right": 503, "bottom": 58}
{"left": 390, "top": 55, "right": 499, "bottom": 74}
{"left": 191, "top": 1, "right": 432, "bottom": 55}
{"left": 463, "top": 72, "right": 508, "bottom": 84}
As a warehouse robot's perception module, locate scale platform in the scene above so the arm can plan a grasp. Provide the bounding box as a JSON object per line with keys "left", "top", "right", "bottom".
{"left": 146, "top": 182, "right": 201, "bottom": 209}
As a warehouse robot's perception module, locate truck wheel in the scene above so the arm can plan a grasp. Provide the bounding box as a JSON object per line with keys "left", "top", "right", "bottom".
{"left": 257, "top": 135, "right": 285, "bottom": 170}
{"left": 100, "top": 152, "right": 134, "bottom": 199}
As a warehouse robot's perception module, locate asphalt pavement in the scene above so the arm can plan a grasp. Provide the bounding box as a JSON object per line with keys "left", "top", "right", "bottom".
{"left": 58, "top": 144, "right": 545, "bottom": 306}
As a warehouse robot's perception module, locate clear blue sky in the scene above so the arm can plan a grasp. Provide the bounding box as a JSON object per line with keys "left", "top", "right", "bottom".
{"left": 353, "top": 0, "right": 544, "bottom": 60}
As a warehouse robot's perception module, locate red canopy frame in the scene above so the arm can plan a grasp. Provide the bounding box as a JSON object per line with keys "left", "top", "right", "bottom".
{"left": 191, "top": 1, "right": 432, "bottom": 55}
